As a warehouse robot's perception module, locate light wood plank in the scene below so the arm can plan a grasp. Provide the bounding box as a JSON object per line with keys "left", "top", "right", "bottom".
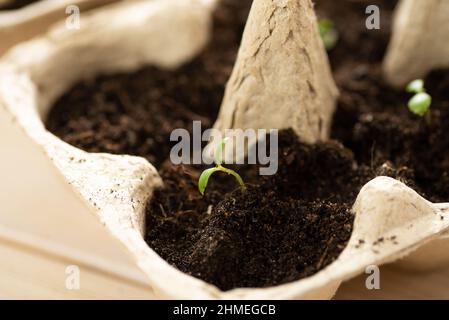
{"left": 335, "top": 265, "right": 449, "bottom": 300}
{"left": 0, "top": 240, "right": 154, "bottom": 299}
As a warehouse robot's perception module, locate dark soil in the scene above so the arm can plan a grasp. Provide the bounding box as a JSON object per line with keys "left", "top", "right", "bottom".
{"left": 0, "top": 0, "right": 40, "bottom": 10}
{"left": 44, "top": 0, "right": 449, "bottom": 290}
{"left": 315, "top": 0, "right": 449, "bottom": 202}
{"left": 147, "top": 130, "right": 395, "bottom": 290}
{"left": 46, "top": 0, "right": 252, "bottom": 168}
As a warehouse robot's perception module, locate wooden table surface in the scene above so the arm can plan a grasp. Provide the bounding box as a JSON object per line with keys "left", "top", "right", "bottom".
{"left": 335, "top": 265, "right": 449, "bottom": 299}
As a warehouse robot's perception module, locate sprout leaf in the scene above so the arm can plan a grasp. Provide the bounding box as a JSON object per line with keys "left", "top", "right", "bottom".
{"left": 408, "top": 92, "right": 432, "bottom": 117}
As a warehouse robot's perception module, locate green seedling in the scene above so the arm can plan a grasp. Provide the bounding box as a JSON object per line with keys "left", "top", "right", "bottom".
{"left": 198, "top": 137, "right": 246, "bottom": 196}
{"left": 319, "top": 18, "right": 339, "bottom": 51}
{"left": 406, "top": 79, "right": 432, "bottom": 123}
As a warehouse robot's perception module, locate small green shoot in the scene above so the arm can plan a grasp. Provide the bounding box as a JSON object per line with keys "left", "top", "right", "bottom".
{"left": 406, "top": 79, "right": 425, "bottom": 94}
{"left": 198, "top": 137, "right": 246, "bottom": 196}
{"left": 319, "top": 18, "right": 338, "bottom": 51}
{"left": 406, "top": 79, "right": 432, "bottom": 123}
